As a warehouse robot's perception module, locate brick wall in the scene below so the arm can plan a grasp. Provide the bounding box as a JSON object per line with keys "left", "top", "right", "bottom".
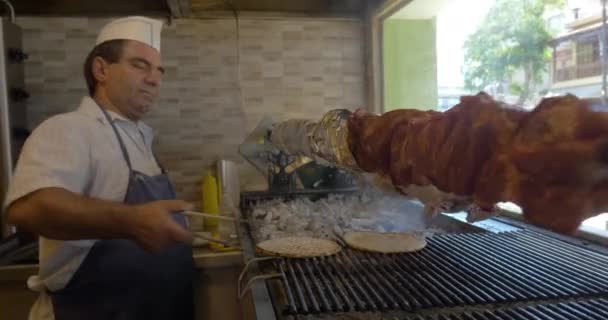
{"left": 17, "top": 16, "right": 365, "bottom": 204}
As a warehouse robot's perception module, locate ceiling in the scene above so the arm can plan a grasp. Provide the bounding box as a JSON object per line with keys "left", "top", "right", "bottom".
{"left": 5, "top": 0, "right": 169, "bottom": 17}
{"left": 192, "top": 0, "right": 363, "bottom": 14}
{"left": 2, "top": 0, "right": 367, "bottom": 17}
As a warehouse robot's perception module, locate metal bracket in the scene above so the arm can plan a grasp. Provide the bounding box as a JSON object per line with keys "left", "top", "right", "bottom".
{"left": 237, "top": 256, "right": 282, "bottom": 300}
{"left": 166, "top": 0, "right": 191, "bottom": 17}
{"left": 238, "top": 116, "right": 279, "bottom": 174}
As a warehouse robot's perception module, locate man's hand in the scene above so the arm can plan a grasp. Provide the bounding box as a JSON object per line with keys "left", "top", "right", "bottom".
{"left": 7, "top": 188, "right": 195, "bottom": 249}
{"left": 129, "top": 200, "right": 193, "bottom": 252}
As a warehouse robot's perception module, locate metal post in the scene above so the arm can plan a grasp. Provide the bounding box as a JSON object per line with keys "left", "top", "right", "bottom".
{"left": 602, "top": 0, "right": 608, "bottom": 102}
{"left": 552, "top": 45, "right": 557, "bottom": 83}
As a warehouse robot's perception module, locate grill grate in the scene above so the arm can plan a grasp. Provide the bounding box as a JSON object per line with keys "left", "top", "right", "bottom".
{"left": 401, "top": 298, "right": 608, "bottom": 320}
{"left": 274, "top": 230, "right": 608, "bottom": 315}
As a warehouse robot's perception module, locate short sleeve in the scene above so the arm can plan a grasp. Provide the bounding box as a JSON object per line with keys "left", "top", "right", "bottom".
{"left": 4, "top": 115, "right": 92, "bottom": 209}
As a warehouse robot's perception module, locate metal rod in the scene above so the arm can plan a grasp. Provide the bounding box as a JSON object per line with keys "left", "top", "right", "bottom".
{"left": 324, "top": 253, "right": 368, "bottom": 311}
{"left": 238, "top": 274, "right": 282, "bottom": 300}
{"left": 342, "top": 250, "right": 395, "bottom": 310}
{"left": 285, "top": 259, "right": 309, "bottom": 314}
{"left": 499, "top": 308, "right": 529, "bottom": 320}
{"left": 192, "top": 232, "right": 239, "bottom": 248}
{"left": 461, "top": 312, "right": 479, "bottom": 320}
{"left": 0, "top": 0, "right": 14, "bottom": 23}
{"left": 408, "top": 251, "right": 474, "bottom": 305}
{"left": 587, "top": 298, "right": 608, "bottom": 311}
{"left": 364, "top": 253, "right": 413, "bottom": 310}
{"left": 301, "top": 259, "right": 332, "bottom": 312}
{"left": 388, "top": 252, "right": 447, "bottom": 308}
{"left": 533, "top": 305, "right": 569, "bottom": 320}
{"left": 602, "top": 0, "right": 608, "bottom": 102}
{"left": 515, "top": 232, "right": 608, "bottom": 280}
{"left": 435, "top": 233, "right": 552, "bottom": 297}
{"left": 548, "top": 303, "right": 592, "bottom": 319}
{"left": 276, "top": 261, "right": 298, "bottom": 315}
{"left": 460, "top": 233, "right": 583, "bottom": 295}
{"left": 432, "top": 235, "right": 530, "bottom": 300}
{"left": 397, "top": 296, "right": 607, "bottom": 319}
{"left": 401, "top": 251, "right": 461, "bottom": 306}
{"left": 333, "top": 252, "right": 379, "bottom": 310}
{"left": 309, "top": 257, "right": 346, "bottom": 312}
{"left": 293, "top": 260, "right": 321, "bottom": 313}
{"left": 485, "top": 232, "right": 605, "bottom": 293}
{"left": 507, "top": 307, "right": 545, "bottom": 320}
{"left": 481, "top": 310, "right": 501, "bottom": 320}
{"left": 383, "top": 254, "right": 428, "bottom": 309}
{"left": 572, "top": 301, "right": 608, "bottom": 318}
{"left": 182, "top": 210, "right": 249, "bottom": 223}
{"left": 237, "top": 256, "right": 278, "bottom": 298}
{"left": 351, "top": 252, "right": 407, "bottom": 309}
{"left": 521, "top": 231, "right": 608, "bottom": 266}
{"left": 412, "top": 249, "right": 488, "bottom": 304}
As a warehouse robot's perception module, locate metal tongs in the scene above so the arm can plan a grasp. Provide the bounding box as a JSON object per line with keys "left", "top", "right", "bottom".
{"left": 193, "top": 232, "right": 239, "bottom": 248}
{"left": 178, "top": 211, "right": 246, "bottom": 248}
{"left": 181, "top": 210, "right": 249, "bottom": 224}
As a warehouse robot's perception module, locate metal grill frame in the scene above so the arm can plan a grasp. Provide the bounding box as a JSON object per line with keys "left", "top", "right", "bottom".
{"left": 285, "top": 298, "right": 608, "bottom": 320}
{"left": 238, "top": 191, "right": 608, "bottom": 320}
{"left": 274, "top": 231, "right": 608, "bottom": 317}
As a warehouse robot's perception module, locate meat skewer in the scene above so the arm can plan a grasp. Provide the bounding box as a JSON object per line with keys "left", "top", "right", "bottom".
{"left": 347, "top": 92, "right": 608, "bottom": 234}
{"left": 268, "top": 92, "right": 608, "bottom": 234}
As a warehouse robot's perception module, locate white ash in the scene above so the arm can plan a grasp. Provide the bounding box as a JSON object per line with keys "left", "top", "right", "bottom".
{"left": 249, "top": 190, "right": 437, "bottom": 242}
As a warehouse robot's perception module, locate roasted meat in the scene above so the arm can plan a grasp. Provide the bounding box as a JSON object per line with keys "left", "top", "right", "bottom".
{"left": 347, "top": 92, "right": 608, "bottom": 234}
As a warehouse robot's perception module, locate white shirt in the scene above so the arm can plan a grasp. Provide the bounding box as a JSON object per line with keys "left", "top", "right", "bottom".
{"left": 5, "top": 96, "right": 162, "bottom": 319}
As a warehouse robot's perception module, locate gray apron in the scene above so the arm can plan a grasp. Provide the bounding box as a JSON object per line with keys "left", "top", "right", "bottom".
{"left": 50, "top": 107, "right": 195, "bottom": 320}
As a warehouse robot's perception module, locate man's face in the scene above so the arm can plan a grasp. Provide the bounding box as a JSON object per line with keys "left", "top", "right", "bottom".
{"left": 99, "top": 40, "right": 164, "bottom": 121}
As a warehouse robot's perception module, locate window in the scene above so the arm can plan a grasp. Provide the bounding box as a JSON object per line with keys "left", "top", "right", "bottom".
{"left": 576, "top": 40, "right": 599, "bottom": 65}
{"left": 376, "top": 0, "right": 608, "bottom": 236}
{"left": 574, "top": 40, "right": 601, "bottom": 78}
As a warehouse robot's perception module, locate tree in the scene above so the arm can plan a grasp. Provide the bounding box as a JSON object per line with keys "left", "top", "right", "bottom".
{"left": 463, "top": 0, "right": 565, "bottom": 105}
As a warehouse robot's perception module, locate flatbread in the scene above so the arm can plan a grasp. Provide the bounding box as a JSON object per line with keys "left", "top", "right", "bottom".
{"left": 256, "top": 237, "right": 342, "bottom": 258}
{"left": 343, "top": 231, "right": 427, "bottom": 253}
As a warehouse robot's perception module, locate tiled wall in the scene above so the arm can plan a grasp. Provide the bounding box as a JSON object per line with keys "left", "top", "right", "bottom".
{"left": 17, "top": 16, "right": 365, "bottom": 204}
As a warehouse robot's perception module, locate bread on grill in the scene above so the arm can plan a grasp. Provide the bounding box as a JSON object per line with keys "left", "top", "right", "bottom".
{"left": 256, "top": 237, "right": 342, "bottom": 258}
{"left": 343, "top": 231, "right": 427, "bottom": 253}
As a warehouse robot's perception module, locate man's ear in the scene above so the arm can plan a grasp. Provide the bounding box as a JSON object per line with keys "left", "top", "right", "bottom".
{"left": 91, "top": 56, "right": 109, "bottom": 84}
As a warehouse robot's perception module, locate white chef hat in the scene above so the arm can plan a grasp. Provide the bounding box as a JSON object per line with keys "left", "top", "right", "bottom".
{"left": 96, "top": 16, "right": 163, "bottom": 52}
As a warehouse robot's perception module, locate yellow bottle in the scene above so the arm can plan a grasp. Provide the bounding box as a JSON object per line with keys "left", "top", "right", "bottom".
{"left": 202, "top": 171, "right": 219, "bottom": 231}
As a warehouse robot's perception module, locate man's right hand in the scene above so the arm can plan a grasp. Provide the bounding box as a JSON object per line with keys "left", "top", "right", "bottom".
{"left": 129, "top": 200, "right": 193, "bottom": 252}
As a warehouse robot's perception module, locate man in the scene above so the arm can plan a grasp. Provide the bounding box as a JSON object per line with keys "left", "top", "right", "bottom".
{"left": 5, "top": 17, "right": 195, "bottom": 320}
